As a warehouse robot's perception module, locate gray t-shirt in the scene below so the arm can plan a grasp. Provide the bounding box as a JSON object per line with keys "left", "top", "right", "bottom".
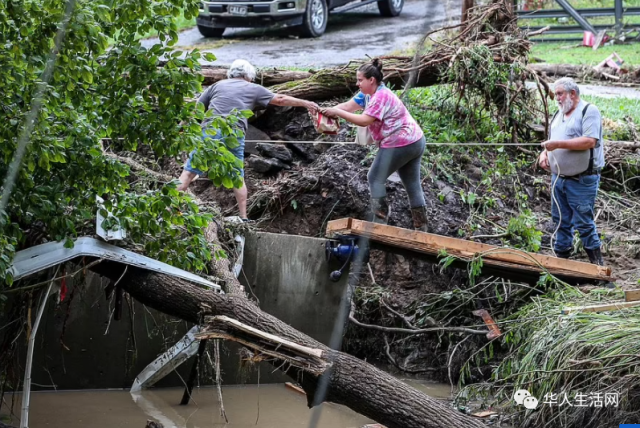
{"left": 198, "top": 78, "right": 275, "bottom": 133}
{"left": 547, "top": 99, "right": 604, "bottom": 176}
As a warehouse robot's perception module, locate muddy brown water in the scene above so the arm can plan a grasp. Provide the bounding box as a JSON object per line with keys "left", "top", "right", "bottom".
{"left": 1, "top": 381, "right": 451, "bottom": 428}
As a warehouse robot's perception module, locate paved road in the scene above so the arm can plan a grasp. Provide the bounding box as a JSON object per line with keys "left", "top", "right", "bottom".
{"left": 142, "top": 0, "right": 461, "bottom": 67}
{"left": 580, "top": 84, "right": 640, "bottom": 99}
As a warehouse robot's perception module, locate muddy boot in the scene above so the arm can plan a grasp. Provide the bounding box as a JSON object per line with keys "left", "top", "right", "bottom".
{"left": 585, "top": 247, "right": 615, "bottom": 289}
{"left": 585, "top": 247, "right": 605, "bottom": 266}
{"left": 369, "top": 197, "right": 389, "bottom": 224}
{"left": 411, "top": 206, "right": 429, "bottom": 232}
{"left": 555, "top": 249, "right": 572, "bottom": 259}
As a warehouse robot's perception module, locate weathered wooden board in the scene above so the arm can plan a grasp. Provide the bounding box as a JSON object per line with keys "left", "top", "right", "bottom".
{"left": 326, "top": 218, "right": 613, "bottom": 282}
{"left": 625, "top": 289, "right": 640, "bottom": 302}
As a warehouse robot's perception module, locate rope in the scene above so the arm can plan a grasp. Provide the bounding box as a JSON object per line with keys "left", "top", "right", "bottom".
{"left": 550, "top": 157, "right": 562, "bottom": 257}
{"left": 245, "top": 139, "right": 544, "bottom": 146}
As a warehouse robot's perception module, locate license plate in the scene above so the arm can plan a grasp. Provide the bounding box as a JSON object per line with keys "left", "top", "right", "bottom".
{"left": 228, "top": 5, "right": 248, "bottom": 15}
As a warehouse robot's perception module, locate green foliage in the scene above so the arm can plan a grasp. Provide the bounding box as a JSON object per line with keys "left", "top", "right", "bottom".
{"left": 405, "top": 86, "right": 513, "bottom": 147}
{"left": 0, "top": 0, "right": 239, "bottom": 289}
{"left": 438, "top": 250, "right": 457, "bottom": 274}
{"left": 445, "top": 44, "right": 541, "bottom": 144}
{"left": 0, "top": 225, "right": 17, "bottom": 287}
{"left": 468, "top": 256, "right": 484, "bottom": 286}
{"left": 458, "top": 284, "right": 640, "bottom": 427}
{"left": 506, "top": 211, "right": 543, "bottom": 253}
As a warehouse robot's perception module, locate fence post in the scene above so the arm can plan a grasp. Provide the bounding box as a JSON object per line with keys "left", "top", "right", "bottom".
{"left": 614, "top": 0, "right": 624, "bottom": 37}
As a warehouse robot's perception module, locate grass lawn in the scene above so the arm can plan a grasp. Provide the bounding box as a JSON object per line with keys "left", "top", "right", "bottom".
{"left": 521, "top": 0, "right": 640, "bottom": 63}
{"left": 521, "top": 0, "right": 640, "bottom": 27}
{"left": 582, "top": 95, "right": 640, "bottom": 123}
{"left": 530, "top": 42, "right": 640, "bottom": 66}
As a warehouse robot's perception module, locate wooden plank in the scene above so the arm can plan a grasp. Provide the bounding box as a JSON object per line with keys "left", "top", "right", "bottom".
{"left": 326, "top": 218, "right": 613, "bottom": 281}
{"left": 562, "top": 300, "right": 640, "bottom": 314}
{"left": 327, "top": 217, "right": 352, "bottom": 232}
{"left": 625, "top": 289, "right": 640, "bottom": 302}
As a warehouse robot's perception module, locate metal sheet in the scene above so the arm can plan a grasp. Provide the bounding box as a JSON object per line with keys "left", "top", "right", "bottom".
{"left": 11, "top": 236, "right": 221, "bottom": 291}
{"left": 130, "top": 326, "right": 202, "bottom": 393}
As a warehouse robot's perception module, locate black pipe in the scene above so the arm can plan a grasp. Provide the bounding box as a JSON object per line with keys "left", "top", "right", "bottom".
{"left": 180, "top": 339, "right": 208, "bottom": 405}
{"left": 615, "top": 0, "right": 623, "bottom": 37}
{"left": 114, "top": 285, "right": 123, "bottom": 321}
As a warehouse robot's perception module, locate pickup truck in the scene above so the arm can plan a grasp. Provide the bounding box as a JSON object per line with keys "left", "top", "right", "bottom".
{"left": 196, "top": 0, "right": 404, "bottom": 38}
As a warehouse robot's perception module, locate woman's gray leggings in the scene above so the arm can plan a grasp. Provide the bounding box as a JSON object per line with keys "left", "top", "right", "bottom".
{"left": 367, "top": 136, "right": 426, "bottom": 208}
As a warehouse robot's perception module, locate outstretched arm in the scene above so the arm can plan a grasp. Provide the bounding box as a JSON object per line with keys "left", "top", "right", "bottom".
{"left": 270, "top": 94, "right": 319, "bottom": 112}
{"left": 334, "top": 99, "right": 362, "bottom": 113}
{"left": 322, "top": 107, "right": 376, "bottom": 127}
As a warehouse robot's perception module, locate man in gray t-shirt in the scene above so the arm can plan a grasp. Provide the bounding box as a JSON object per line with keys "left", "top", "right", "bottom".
{"left": 198, "top": 77, "right": 275, "bottom": 135}
{"left": 177, "top": 59, "right": 318, "bottom": 220}
{"left": 538, "top": 77, "right": 606, "bottom": 268}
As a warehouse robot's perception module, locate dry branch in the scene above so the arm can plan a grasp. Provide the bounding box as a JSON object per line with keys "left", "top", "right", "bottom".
{"left": 197, "top": 315, "right": 329, "bottom": 375}
{"left": 103, "top": 152, "right": 172, "bottom": 182}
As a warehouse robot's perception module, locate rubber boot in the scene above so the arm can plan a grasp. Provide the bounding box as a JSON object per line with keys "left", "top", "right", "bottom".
{"left": 411, "top": 206, "right": 429, "bottom": 232}
{"left": 585, "top": 247, "right": 615, "bottom": 289}
{"left": 369, "top": 197, "right": 389, "bottom": 224}
{"left": 585, "top": 247, "right": 605, "bottom": 266}
{"left": 555, "top": 249, "right": 572, "bottom": 259}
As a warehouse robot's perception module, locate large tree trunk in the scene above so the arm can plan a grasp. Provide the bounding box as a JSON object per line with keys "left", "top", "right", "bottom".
{"left": 96, "top": 265, "right": 485, "bottom": 428}
{"left": 189, "top": 57, "right": 640, "bottom": 104}
{"left": 268, "top": 57, "right": 446, "bottom": 101}
{"left": 530, "top": 63, "right": 640, "bottom": 83}
{"left": 198, "top": 66, "right": 313, "bottom": 86}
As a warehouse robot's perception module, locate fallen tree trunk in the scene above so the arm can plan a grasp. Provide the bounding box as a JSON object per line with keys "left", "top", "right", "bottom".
{"left": 198, "top": 66, "right": 313, "bottom": 86}
{"left": 95, "top": 265, "right": 485, "bottom": 428}
{"left": 189, "top": 60, "right": 639, "bottom": 103}
{"left": 269, "top": 57, "right": 444, "bottom": 101}
{"left": 529, "top": 63, "right": 640, "bottom": 83}
{"left": 210, "top": 61, "right": 639, "bottom": 103}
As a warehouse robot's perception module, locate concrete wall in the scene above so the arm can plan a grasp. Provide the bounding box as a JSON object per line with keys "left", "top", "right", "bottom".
{"left": 4, "top": 231, "right": 348, "bottom": 390}
{"left": 240, "top": 231, "right": 349, "bottom": 346}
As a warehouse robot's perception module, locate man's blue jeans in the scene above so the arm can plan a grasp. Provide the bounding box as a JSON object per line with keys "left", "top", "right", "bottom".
{"left": 551, "top": 173, "right": 602, "bottom": 253}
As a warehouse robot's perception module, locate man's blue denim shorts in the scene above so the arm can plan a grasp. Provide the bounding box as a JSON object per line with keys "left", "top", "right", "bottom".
{"left": 184, "top": 128, "right": 245, "bottom": 177}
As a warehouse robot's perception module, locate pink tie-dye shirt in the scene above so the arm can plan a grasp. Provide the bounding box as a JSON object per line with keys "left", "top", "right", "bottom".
{"left": 363, "top": 87, "right": 424, "bottom": 148}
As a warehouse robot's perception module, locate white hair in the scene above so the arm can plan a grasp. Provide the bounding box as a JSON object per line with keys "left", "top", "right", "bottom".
{"left": 554, "top": 77, "right": 580, "bottom": 96}
{"left": 227, "top": 59, "right": 256, "bottom": 81}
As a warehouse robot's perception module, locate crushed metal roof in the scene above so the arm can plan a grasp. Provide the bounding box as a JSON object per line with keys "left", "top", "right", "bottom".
{"left": 11, "top": 236, "right": 221, "bottom": 291}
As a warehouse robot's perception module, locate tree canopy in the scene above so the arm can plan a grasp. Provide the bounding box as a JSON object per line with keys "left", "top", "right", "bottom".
{"left": 0, "top": 0, "right": 245, "bottom": 290}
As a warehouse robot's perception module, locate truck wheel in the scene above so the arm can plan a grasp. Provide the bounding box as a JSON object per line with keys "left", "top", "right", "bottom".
{"left": 377, "top": 0, "right": 403, "bottom": 17}
{"left": 197, "top": 24, "right": 225, "bottom": 38}
{"left": 300, "top": 0, "right": 328, "bottom": 38}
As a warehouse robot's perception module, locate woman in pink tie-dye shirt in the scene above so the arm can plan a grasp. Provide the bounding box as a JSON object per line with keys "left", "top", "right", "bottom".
{"left": 322, "top": 59, "right": 428, "bottom": 231}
